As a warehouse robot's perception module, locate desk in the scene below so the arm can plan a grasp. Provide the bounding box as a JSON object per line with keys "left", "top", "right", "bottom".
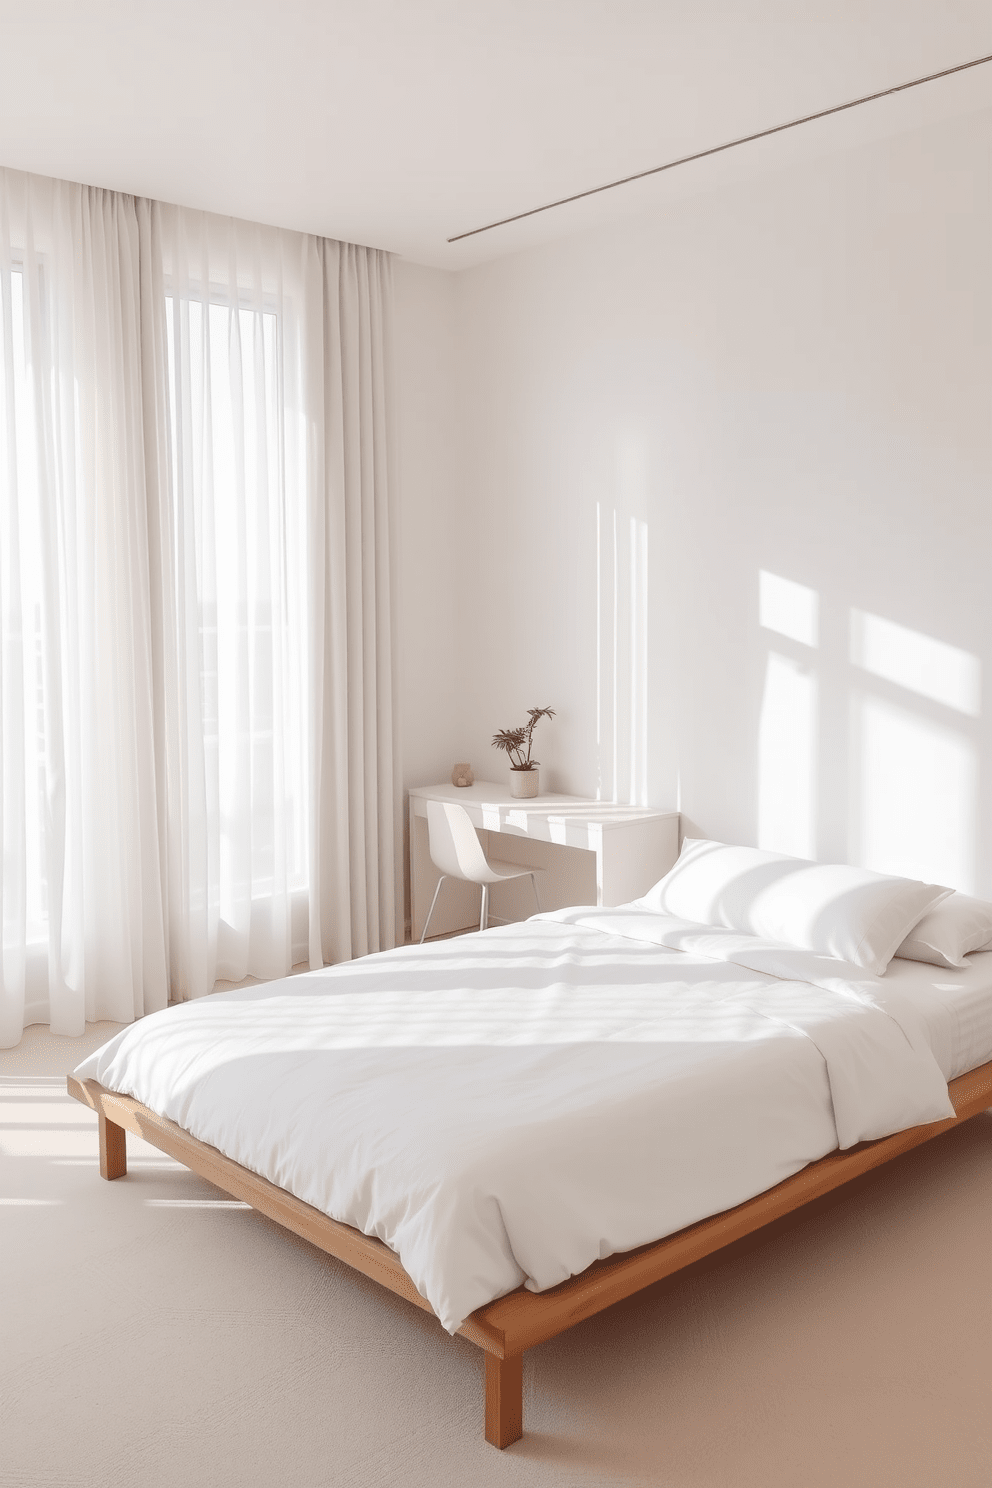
{"left": 408, "top": 782, "right": 680, "bottom": 941}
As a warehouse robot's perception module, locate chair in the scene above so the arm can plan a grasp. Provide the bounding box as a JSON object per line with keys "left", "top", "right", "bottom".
{"left": 420, "top": 800, "right": 543, "bottom": 943}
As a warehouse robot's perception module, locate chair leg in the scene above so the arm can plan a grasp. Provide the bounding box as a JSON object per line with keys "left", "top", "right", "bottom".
{"left": 530, "top": 873, "right": 541, "bottom": 913}
{"left": 480, "top": 884, "right": 490, "bottom": 932}
{"left": 420, "top": 876, "right": 446, "bottom": 944}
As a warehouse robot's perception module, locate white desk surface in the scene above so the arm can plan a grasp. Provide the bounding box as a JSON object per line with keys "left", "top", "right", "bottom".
{"left": 408, "top": 782, "right": 678, "bottom": 844}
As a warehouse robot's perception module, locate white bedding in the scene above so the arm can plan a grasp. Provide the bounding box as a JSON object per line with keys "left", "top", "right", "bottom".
{"left": 75, "top": 908, "right": 964, "bottom": 1335}
{"left": 885, "top": 949, "right": 992, "bottom": 1080}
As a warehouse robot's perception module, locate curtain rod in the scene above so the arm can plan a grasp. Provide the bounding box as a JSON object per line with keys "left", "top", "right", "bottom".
{"left": 447, "top": 50, "right": 992, "bottom": 243}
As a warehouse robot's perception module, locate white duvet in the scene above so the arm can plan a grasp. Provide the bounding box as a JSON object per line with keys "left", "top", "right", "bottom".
{"left": 74, "top": 908, "right": 955, "bottom": 1334}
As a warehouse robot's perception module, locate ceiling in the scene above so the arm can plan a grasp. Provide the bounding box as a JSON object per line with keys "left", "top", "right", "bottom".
{"left": 0, "top": 1, "right": 990, "bottom": 270}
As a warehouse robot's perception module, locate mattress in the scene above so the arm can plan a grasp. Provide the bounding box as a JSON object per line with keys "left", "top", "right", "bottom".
{"left": 73, "top": 907, "right": 989, "bottom": 1335}
{"left": 883, "top": 949, "right": 992, "bottom": 1082}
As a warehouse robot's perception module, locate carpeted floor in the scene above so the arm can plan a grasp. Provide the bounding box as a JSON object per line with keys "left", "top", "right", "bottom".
{"left": 3, "top": 1021, "right": 991, "bottom": 1488}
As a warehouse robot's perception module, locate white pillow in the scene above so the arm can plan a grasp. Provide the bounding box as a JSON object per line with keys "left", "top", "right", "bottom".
{"left": 636, "top": 838, "right": 951, "bottom": 975}
{"left": 894, "top": 892, "right": 992, "bottom": 969}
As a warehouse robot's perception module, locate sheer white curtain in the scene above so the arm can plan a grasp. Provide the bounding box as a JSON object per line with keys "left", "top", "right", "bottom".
{"left": 141, "top": 203, "right": 397, "bottom": 995}
{"left": 0, "top": 172, "right": 168, "bottom": 1044}
{"left": 0, "top": 168, "right": 397, "bottom": 1045}
{"left": 141, "top": 203, "right": 315, "bottom": 998}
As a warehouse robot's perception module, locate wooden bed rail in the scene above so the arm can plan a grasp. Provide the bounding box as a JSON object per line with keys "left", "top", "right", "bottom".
{"left": 67, "top": 1061, "right": 992, "bottom": 1450}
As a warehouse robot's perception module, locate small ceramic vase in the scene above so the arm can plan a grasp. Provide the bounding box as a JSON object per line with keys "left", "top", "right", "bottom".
{"left": 451, "top": 763, "right": 474, "bottom": 787}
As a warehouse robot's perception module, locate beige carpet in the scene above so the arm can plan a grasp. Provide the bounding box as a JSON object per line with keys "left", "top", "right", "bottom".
{"left": 2, "top": 1023, "right": 991, "bottom": 1488}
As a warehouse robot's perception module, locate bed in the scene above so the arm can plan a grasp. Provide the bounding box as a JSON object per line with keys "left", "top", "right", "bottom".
{"left": 67, "top": 842, "right": 992, "bottom": 1448}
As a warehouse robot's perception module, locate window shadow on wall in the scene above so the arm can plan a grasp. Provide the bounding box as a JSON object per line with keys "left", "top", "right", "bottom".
{"left": 758, "top": 569, "right": 982, "bottom": 890}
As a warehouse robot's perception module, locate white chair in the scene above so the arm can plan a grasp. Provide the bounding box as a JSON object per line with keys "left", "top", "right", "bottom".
{"left": 420, "top": 799, "right": 543, "bottom": 943}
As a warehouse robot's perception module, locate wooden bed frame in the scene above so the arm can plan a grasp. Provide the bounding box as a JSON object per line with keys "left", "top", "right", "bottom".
{"left": 67, "top": 1062, "right": 992, "bottom": 1449}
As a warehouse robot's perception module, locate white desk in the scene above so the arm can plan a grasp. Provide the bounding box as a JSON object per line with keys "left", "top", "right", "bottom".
{"left": 408, "top": 781, "right": 680, "bottom": 941}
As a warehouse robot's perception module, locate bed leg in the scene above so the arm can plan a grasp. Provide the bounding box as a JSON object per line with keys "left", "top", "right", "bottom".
{"left": 98, "top": 1110, "right": 127, "bottom": 1181}
{"left": 485, "top": 1352, "right": 523, "bottom": 1448}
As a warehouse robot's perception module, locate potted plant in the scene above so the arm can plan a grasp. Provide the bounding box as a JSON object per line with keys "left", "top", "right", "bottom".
{"left": 491, "top": 707, "right": 555, "bottom": 798}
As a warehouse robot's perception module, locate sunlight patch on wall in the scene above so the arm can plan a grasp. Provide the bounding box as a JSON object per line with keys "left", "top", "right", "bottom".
{"left": 759, "top": 571, "right": 818, "bottom": 647}
{"left": 851, "top": 610, "right": 981, "bottom": 717}
{"left": 595, "top": 450, "right": 650, "bottom": 807}
{"left": 629, "top": 516, "right": 649, "bottom": 808}
{"left": 758, "top": 652, "right": 817, "bottom": 859}
{"left": 595, "top": 502, "right": 604, "bottom": 801}
{"left": 855, "top": 695, "right": 976, "bottom": 891}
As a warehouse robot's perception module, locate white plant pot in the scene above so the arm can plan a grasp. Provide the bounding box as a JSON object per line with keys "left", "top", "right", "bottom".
{"left": 509, "top": 768, "right": 539, "bottom": 799}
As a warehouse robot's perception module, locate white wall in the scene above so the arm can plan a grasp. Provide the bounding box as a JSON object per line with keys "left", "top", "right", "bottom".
{"left": 431, "top": 106, "right": 992, "bottom": 895}
{"left": 393, "top": 258, "right": 481, "bottom": 934}
{"left": 392, "top": 259, "right": 462, "bottom": 788}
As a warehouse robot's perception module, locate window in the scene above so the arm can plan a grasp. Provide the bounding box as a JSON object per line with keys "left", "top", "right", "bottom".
{"left": 164, "top": 286, "right": 309, "bottom": 917}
